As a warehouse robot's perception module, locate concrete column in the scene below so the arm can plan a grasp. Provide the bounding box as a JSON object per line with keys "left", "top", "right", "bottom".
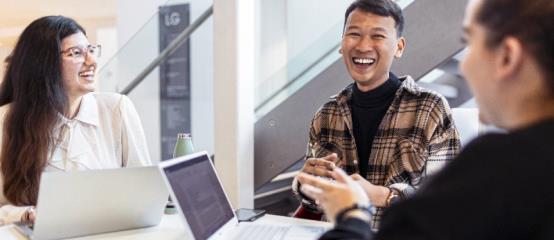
{"left": 213, "top": 0, "right": 255, "bottom": 208}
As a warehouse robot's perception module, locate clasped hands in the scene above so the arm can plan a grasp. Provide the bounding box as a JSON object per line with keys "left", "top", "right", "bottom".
{"left": 298, "top": 153, "right": 390, "bottom": 222}
{"left": 20, "top": 206, "right": 36, "bottom": 225}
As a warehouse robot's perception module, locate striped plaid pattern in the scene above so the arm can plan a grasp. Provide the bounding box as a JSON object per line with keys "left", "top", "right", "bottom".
{"left": 294, "top": 76, "right": 460, "bottom": 230}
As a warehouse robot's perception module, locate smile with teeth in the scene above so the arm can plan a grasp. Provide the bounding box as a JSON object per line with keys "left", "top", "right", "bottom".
{"left": 352, "top": 57, "right": 375, "bottom": 65}
{"left": 78, "top": 70, "right": 94, "bottom": 77}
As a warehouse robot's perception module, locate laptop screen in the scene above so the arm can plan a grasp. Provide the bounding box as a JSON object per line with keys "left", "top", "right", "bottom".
{"left": 163, "top": 154, "right": 235, "bottom": 239}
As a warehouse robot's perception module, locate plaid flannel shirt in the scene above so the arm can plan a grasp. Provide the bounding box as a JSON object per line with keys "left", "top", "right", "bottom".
{"left": 293, "top": 75, "right": 461, "bottom": 230}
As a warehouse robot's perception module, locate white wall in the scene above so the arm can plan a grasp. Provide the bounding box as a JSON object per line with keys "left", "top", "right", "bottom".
{"left": 213, "top": 0, "right": 255, "bottom": 209}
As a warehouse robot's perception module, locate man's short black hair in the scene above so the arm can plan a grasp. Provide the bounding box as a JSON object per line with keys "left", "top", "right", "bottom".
{"left": 344, "top": 0, "right": 405, "bottom": 37}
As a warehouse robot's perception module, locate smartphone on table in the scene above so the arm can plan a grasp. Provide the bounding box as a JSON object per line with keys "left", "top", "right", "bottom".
{"left": 235, "top": 208, "right": 266, "bottom": 222}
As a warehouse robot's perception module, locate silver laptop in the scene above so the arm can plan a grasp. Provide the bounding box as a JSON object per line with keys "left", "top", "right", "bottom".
{"left": 16, "top": 166, "right": 169, "bottom": 240}
{"left": 158, "top": 151, "right": 327, "bottom": 240}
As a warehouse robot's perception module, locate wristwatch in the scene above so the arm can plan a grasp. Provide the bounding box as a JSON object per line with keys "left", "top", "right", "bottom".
{"left": 335, "top": 203, "right": 373, "bottom": 223}
{"left": 386, "top": 187, "right": 400, "bottom": 207}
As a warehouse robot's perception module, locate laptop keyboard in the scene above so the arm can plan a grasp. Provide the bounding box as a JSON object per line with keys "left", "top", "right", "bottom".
{"left": 235, "top": 225, "right": 289, "bottom": 240}
{"left": 14, "top": 222, "right": 34, "bottom": 238}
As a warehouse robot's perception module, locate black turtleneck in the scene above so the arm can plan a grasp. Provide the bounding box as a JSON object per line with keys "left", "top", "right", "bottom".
{"left": 350, "top": 73, "right": 401, "bottom": 176}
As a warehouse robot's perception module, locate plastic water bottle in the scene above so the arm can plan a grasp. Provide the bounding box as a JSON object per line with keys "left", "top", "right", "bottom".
{"left": 166, "top": 133, "right": 196, "bottom": 215}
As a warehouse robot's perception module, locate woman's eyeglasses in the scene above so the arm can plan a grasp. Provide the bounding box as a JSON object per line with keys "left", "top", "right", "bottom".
{"left": 60, "top": 44, "right": 101, "bottom": 62}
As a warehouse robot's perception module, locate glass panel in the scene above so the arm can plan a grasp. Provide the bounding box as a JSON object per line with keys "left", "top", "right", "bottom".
{"left": 97, "top": 0, "right": 214, "bottom": 162}
{"left": 98, "top": 0, "right": 190, "bottom": 93}
{"left": 255, "top": 21, "right": 342, "bottom": 118}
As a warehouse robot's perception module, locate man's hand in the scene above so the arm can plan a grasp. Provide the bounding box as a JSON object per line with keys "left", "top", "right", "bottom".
{"left": 351, "top": 174, "right": 391, "bottom": 207}
{"left": 297, "top": 168, "right": 369, "bottom": 222}
{"left": 300, "top": 153, "right": 337, "bottom": 178}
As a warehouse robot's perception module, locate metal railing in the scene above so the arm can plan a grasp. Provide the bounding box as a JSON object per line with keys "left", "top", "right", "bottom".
{"left": 119, "top": 5, "right": 213, "bottom": 95}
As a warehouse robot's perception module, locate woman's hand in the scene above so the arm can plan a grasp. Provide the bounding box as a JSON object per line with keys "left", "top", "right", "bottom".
{"left": 350, "top": 174, "right": 390, "bottom": 207}
{"left": 297, "top": 168, "right": 369, "bottom": 222}
{"left": 21, "top": 207, "right": 36, "bottom": 225}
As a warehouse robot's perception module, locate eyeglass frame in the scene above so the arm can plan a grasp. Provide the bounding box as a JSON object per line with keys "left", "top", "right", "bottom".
{"left": 60, "top": 44, "right": 102, "bottom": 62}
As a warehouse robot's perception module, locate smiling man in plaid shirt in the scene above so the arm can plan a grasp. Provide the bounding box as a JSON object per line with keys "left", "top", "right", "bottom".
{"left": 292, "top": 0, "right": 460, "bottom": 230}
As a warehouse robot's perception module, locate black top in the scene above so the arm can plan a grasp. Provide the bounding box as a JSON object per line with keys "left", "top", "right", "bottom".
{"left": 350, "top": 73, "right": 401, "bottom": 175}
{"left": 321, "top": 119, "right": 554, "bottom": 240}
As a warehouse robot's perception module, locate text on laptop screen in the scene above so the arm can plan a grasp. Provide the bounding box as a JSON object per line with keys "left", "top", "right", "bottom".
{"left": 164, "top": 154, "right": 235, "bottom": 239}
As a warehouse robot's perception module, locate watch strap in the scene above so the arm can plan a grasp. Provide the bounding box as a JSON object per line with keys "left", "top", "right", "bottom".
{"left": 335, "top": 203, "right": 373, "bottom": 223}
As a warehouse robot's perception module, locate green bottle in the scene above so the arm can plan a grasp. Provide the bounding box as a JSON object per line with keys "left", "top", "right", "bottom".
{"left": 173, "top": 133, "right": 195, "bottom": 157}
{"left": 166, "top": 133, "right": 195, "bottom": 215}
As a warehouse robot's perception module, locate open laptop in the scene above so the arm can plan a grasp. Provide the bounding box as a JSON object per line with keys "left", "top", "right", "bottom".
{"left": 16, "top": 166, "right": 169, "bottom": 240}
{"left": 158, "top": 151, "right": 327, "bottom": 240}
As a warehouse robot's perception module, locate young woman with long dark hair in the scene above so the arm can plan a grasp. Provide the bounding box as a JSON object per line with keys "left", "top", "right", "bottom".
{"left": 0, "top": 16, "right": 151, "bottom": 225}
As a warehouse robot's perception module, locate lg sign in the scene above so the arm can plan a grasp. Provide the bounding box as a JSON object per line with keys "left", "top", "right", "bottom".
{"left": 164, "top": 12, "right": 181, "bottom": 26}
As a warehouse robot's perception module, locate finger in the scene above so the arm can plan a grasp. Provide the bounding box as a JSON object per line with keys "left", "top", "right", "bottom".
{"left": 302, "top": 165, "right": 313, "bottom": 174}
{"left": 297, "top": 173, "right": 334, "bottom": 191}
{"left": 300, "top": 184, "right": 323, "bottom": 201}
{"left": 304, "top": 165, "right": 331, "bottom": 177}
{"left": 330, "top": 168, "right": 352, "bottom": 184}
{"left": 350, "top": 173, "right": 362, "bottom": 180}
{"left": 307, "top": 158, "right": 335, "bottom": 170}
{"left": 312, "top": 166, "right": 334, "bottom": 178}
{"left": 306, "top": 158, "right": 326, "bottom": 166}
{"left": 322, "top": 153, "right": 338, "bottom": 163}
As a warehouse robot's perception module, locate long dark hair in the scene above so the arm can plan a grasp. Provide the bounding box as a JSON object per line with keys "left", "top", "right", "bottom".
{"left": 0, "top": 16, "right": 85, "bottom": 205}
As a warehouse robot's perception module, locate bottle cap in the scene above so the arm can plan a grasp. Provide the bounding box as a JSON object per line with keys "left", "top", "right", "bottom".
{"left": 177, "top": 133, "right": 191, "bottom": 139}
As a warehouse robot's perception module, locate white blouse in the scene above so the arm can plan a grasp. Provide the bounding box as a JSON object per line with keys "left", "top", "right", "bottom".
{"left": 0, "top": 92, "right": 152, "bottom": 225}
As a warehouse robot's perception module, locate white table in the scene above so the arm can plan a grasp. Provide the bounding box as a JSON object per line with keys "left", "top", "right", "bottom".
{"left": 0, "top": 214, "right": 332, "bottom": 239}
